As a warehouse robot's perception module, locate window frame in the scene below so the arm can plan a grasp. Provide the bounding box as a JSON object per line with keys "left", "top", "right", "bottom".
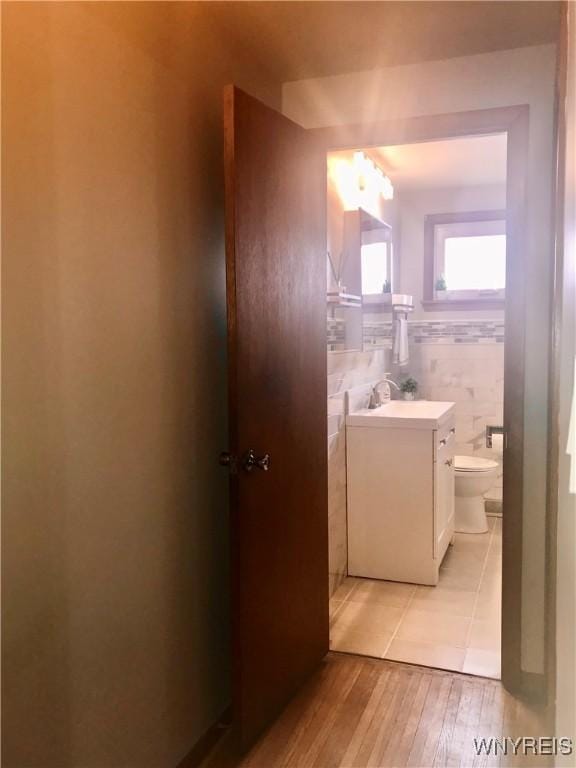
{"left": 423, "top": 209, "right": 507, "bottom": 310}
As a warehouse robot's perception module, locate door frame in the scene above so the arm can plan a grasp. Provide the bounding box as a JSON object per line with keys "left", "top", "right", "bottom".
{"left": 545, "top": 0, "right": 571, "bottom": 729}
{"left": 312, "top": 105, "right": 533, "bottom": 697}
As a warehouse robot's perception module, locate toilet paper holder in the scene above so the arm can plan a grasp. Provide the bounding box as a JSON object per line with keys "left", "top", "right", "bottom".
{"left": 486, "top": 425, "right": 506, "bottom": 449}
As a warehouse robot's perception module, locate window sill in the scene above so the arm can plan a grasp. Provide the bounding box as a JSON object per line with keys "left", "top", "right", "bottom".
{"left": 421, "top": 298, "right": 505, "bottom": 311}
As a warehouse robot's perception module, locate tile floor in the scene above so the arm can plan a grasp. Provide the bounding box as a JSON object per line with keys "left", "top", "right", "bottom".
{"left": 330, "top": 517, "right": 502, "bottom": 679}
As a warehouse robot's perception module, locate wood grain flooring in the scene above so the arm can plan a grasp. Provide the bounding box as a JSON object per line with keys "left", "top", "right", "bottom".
{"left": 202, "top": 654, "right": 551, "bottom": 768}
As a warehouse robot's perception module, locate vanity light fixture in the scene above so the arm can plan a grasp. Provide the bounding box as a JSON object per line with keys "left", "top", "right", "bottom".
{"left": 353, "top": 151, "right": 394, "bottom": 200}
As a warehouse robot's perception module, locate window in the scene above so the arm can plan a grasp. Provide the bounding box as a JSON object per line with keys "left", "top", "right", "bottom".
{"left": 443, "top": 234, "right": 506, "bottom": 290}
{"left": 424, "top": 210, "right": 506, "bottom": 308}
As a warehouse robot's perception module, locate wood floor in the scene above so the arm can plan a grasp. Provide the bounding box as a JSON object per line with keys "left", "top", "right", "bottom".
{"left": 202, "top": 654, "right": 551, "bottom": 768}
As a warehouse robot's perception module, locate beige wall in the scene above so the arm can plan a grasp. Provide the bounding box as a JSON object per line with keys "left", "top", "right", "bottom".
{"left": 283, "top": 43, "right": 557, "bottom": 676}
{"left": 2, "top": 3, "right": 279, "bottom": 766}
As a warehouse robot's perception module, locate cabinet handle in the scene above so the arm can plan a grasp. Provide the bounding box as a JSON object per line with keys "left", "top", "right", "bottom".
{"left": 444, "top": 458, "right": 453, "bottom": 467}
{"left": 450, "top": 428, "right": 456, "bottom": 434}
{"left": 439, "top": 438, "right": 447, "bottom": 446}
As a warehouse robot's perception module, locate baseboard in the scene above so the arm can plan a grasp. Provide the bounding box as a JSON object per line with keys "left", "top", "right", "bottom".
{"left": 502, "top": 662, "right": 549, "bottom": 709}
{"left": 485, "top": 501, "right": 503, "bottom": 516}
{"left": 177, "top": 706, "right": 232, "bottom": 768}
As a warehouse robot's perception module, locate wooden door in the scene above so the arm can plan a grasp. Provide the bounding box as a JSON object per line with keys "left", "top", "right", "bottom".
{"left": 222, "top": 86, "right": 328, "bottom": 750}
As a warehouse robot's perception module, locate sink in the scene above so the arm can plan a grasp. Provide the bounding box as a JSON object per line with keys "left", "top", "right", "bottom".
{"left": 346, "top": 400, "right": 455, "bottom": 430}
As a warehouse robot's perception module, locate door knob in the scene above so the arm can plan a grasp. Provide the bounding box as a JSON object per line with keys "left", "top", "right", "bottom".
{"left": 242, "top": 449, "right": 270, "bottom": 472}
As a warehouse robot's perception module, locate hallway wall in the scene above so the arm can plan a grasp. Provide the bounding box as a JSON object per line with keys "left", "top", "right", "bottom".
{"left": 1, "top": 4, "right": 279, "bottom": 766}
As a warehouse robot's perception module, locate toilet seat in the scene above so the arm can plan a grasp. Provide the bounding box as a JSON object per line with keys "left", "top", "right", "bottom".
{"left": 454, "top": 455, "right": 499, "bottom": 473}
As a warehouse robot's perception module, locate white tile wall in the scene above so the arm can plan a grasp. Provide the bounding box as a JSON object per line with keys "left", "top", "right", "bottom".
{"left": 327, "top": 348, "right": 390, "bottom": 596}
{"left": 408, "top": 342, "right": 504, "bottom": 500}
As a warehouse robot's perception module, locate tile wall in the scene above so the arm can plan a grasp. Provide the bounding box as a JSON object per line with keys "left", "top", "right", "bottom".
{"left": 363, "top": 319, "right": 505, "bottom": 503}
{"left": 327, "top": 348, "right": 390, "bottom": 597}
{"left": 363, "top": 318, "right": 505, "bottom": 346}
{"left": 411, "top": 342, "right": 505, "bottom": 504}
{"left": 327, "top": 316, "right": 346, "bottom": 350}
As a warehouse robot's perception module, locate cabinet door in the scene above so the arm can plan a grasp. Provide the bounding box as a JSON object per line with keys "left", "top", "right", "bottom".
{"left": 435, "top": 438, "right": 455, "bottom": 559}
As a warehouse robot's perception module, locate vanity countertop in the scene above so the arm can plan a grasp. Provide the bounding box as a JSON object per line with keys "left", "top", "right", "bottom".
{"left": 346, "top": 400, "right": 455, "bottom": 430}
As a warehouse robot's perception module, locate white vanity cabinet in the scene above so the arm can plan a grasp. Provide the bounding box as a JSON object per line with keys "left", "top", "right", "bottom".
{"left": 434, "top": 423, "right": 456, "bottom": 562}
{"left": 346, "top": 401, "right": 455, "bottom": 586}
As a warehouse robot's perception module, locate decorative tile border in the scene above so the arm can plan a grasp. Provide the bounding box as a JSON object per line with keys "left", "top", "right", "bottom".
{"left": 363, "top": 319, "right": 505, "bottom": 346}
{"left": 410, "top": 320, "right": 505, "bottom": 343}
{"left": 327, "top": 316, "right": 346, "bottom": 349}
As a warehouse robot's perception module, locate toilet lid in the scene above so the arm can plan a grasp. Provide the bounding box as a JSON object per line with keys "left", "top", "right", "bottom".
{"left": 454, "top": 455, "right": 499, "bottom": 472}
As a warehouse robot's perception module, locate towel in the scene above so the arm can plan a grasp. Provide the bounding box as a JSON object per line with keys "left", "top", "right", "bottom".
{"left": 393, "top": 317, "right": 409, "bottom": 367}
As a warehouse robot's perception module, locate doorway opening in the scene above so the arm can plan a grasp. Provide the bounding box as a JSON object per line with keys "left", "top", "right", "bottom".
{"left": 326, "top": 131, "right": 513, "bottom": 681}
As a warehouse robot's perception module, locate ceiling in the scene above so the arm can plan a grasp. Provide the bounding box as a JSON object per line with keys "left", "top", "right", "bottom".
{"left": 371, "top": 134, "right": 507, "bottom": 190}
{"left": 208, "top": 1, "right": 560, "bottom": 84}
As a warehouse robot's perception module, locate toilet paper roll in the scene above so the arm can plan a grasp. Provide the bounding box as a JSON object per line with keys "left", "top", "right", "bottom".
{"left": 491, "top": 432, "right": 504, "bottom": 454}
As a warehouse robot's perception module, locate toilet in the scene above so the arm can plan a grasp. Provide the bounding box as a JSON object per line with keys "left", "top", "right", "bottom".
{"left": 454, "top": 455, "right": 499, "bottom": 534}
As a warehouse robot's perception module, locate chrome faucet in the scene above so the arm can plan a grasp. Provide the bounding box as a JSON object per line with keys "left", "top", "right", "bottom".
{"left": 368, "top": 378, "right": 400, "bottom": 409}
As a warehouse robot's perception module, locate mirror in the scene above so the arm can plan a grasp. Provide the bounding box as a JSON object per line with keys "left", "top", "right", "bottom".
{"left": 357, "top": 209, "right": 393, "bottom": 298}
{"left": 326, "top": 148, "right": 397, "bottom": 352}
{"left": 327, "top": 208, "right": 394, "bottom": 351}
